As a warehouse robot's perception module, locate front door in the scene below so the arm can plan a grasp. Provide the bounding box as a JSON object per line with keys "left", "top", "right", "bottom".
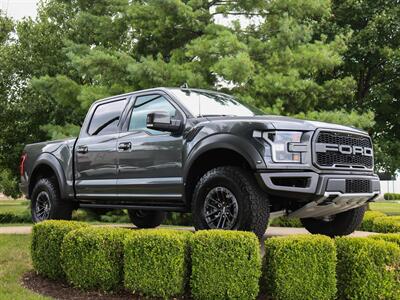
{"left": 117, "top": 93, "right": 184, "bottom": 204}
{"left": 75, "top": 98, "right": 128, "bottom": 200}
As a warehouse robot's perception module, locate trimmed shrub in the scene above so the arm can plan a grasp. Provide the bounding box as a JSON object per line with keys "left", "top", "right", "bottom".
{"left": 190, "top": 230, "right": 261, "bottom": 300}
{"left": 0, "top": 210, "right": 31, "bottom": 223}
{"left": 384, "top": 193, "right": 400, "bottom": 200}
{"left": 71, "top": 209, "right": 99, "bottom": 222}
{"left": 163, "top": 212, "right": 193, "bottom": 226}
{"left": 370, "top": 233, "right": 400, "bottom": 247}
{"left": 124, "top": 229, "right": 192, "bottom": 298}
{"left": 358, "top": 211, "right": 386, "bottom": 231}
{"left": 270, "top": 216, "right": 302, "bottom": 227}
{"left": 31, "top": 220, "right": 88, "bottom": 279}
{"left": 61, "top": 226, "right": 129, "bottom": 291}
{"left": 372, "top": 216, "right": 400, "bottom": 233}
{"left": 263, "top": 235, "right": 337, "bottom": 300}
{"left": 99, "top": 210, "right": 130, "bottom": 223}
{"left": 336, "top": 237, "right": 400, "bottom": 300}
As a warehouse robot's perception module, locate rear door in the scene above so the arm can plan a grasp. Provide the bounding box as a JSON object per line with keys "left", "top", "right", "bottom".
{"left": 116, "top": 92, "right": 184, "bottom": 205}
{"left": 75, "top": 97, "right": 128, "bottom": 200}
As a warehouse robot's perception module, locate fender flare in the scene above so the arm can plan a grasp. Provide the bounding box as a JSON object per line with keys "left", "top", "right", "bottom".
{"left": 183, "top": 133, "right": 265, "bottom": 183}
{"left": 29, "top": 153, "right": 68, "bottom": 199}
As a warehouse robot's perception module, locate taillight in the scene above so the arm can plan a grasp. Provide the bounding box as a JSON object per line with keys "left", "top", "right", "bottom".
{"left": 20, "top": 153, "right": 27, "bottom": 177}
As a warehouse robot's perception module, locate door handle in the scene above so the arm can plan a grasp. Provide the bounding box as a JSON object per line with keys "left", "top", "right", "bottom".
{"left": 118, "top": 142, "right": 132, "bottom": 151}
{"left": 77, "top": 145, "right": 88, "bottom": 154}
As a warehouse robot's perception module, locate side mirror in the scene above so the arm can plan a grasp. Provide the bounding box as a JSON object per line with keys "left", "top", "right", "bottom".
{"left": 146, "top": 111, "right": 182, "bottom": 133}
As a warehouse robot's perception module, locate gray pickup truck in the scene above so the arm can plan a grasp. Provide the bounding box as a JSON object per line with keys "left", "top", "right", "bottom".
{"left": 20, "top": 87, "right": 380, "bottom": 238}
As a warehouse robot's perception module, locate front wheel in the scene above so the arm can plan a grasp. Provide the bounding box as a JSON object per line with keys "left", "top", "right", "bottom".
{"left": 192, "top": 166, "right": 270, "bottom": 239}
{"left": 127, "top": 210, "right": 166, "bottom": 228}
{"left": 301, "top": 205, "right": 367, "bottom": 237}
{"left": 31, "top": 178, "right": 73, "bottom": 222}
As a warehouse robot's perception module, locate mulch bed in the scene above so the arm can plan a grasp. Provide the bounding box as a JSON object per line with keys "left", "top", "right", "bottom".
{"left": 22, "top": 271, "right": 268, "bottom": 299}
{"left": 22, "top": 271, "right": 159, "bottom": 299}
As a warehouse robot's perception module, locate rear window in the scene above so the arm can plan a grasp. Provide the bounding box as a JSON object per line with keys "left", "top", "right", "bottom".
{"left": 88, "top": 99, "right": 127, "bottom": 136}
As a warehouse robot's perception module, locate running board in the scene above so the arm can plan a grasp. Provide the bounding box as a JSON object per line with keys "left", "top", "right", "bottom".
{"left": 288, "top": 192, "right": 379, "bottom": 219}
{"left": 79, "top": 203, "right": 187, "bottom": 212}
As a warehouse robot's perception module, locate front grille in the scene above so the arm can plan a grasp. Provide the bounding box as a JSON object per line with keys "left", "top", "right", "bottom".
{"left": 345, "top": 179, "right": 371, "bottom": 193}
{"left": 314, "top": 131, "right": 373, "bottom": 169}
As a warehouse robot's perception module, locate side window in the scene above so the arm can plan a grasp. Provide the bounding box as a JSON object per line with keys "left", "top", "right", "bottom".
{"left": 88, "top": 99, "right": 127, "bottom": 136}
{"left": 128, "top": 94, "right": 177, "bottom": 134}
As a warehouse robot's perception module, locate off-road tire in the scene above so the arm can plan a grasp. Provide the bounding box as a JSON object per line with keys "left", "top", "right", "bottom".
{"left": 127, "top": 210, "right": 166, "bottom": 228}
{"left": 31, "top": 177, "right": 73, "bottom": 223}
{"left": 300, "top": 205, "right": 367, "bottom": 237}
{"left": 192, "top": 166, "right": 270, "bottom": 239}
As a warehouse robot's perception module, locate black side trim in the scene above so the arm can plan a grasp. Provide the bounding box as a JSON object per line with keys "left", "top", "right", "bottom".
{"left": 79, "top": 203, "right": 187, "bottom": 212}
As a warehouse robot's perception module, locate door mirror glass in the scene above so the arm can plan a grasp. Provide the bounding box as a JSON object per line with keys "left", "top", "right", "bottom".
{"left": 146, "top": 111, "right": 181, "bottom": 132}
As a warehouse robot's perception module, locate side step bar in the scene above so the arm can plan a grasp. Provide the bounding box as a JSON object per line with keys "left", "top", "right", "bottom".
{"left": 79, "top": 203, "right": 187, "bottom": 212}
{"left": 288, "top": 192, "right": 380, "bottom": 219}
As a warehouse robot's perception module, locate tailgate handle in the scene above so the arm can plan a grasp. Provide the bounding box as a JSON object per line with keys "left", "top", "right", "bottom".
{"left": 77, "top": 145, "right": 88, "bottom": 154}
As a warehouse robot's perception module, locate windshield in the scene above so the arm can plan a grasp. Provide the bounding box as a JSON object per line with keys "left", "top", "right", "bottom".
{"left": 170, "top": 89, "right": 262, "bottom": 117}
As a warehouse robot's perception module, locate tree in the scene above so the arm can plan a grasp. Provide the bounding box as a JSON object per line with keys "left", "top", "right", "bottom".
{"left": 0, "top": 0, "right": 379, "bottom": 197}
{"left": 326, "top": 0, "right": 400, "bottom": 174}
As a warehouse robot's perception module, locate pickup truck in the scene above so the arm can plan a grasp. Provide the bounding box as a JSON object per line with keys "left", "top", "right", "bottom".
{"left": 20, "top": 87, "right": 380, "bottom": 238}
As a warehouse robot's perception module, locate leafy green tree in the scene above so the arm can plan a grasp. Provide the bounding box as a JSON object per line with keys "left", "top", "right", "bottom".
{"left": 326, "top": 0, "right": 400, "bottom": 174}
{"left": 0, "top": 0, "right": 385, "bottom": 197}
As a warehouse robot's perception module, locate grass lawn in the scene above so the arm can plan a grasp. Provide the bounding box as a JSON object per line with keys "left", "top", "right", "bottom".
{"left": 370, "top": 201, "right": 400, "bottom": 216}
{"left": 0, "top": 234, "right": 49, "bottom": 300}
{"left": 0, "top": 199, "right": 30, "bottom": 214}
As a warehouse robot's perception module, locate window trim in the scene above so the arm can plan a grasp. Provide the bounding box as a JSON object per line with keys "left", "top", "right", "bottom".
{"left": 121, "top": 92, "right": 185, "bottom": 135}
{"left": 86, "top": 98, "right": 128, "bottom": 136}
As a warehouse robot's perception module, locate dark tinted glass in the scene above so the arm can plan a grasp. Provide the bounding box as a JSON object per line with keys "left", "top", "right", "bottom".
{"left": 88, "top": 99, "right": 127, "bottom": 135}
{"left": 129, "top": 94, "right": 177, "bottom": 134}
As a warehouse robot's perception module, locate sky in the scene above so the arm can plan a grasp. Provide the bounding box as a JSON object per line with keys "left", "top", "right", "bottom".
{"left": 0, "top": 0, "right": 261, "bottom": 27}
{"left": 0, "top": 0, "right": 38, "bottom": 20}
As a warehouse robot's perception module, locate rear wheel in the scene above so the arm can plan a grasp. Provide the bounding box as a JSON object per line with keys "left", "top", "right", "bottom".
{"left": 301, "top": 205, "right": 367, "bottom": 237}
{"left": 31, "top": 178, "right": 73, "bottom": 222}
{"left": 127, "top": 210, "right": 166, "bottom": 228}
{"left": 192, "top": 166, "right": 270, "bottom": 239}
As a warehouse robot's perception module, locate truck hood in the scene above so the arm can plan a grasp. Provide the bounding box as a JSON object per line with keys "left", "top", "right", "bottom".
{"left": 255, "top": 115, "right": 366, "bottom": 134}
{"left": 205, "top": 115, "right": 367, "bottom": 135}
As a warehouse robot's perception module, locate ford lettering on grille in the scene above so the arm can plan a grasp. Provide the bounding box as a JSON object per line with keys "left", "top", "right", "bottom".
{"left": 313, "top": 131, "right": 374, "bottom": 169}
{"left": 315, "top": 144, "right": 373, "bottom": 157}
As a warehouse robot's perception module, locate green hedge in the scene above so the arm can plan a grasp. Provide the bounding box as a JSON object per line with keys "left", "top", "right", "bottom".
{"left": 372, "top": 216, "right": 400, "bottom": 233}
{"left": 336, "top": 237, "right": 400, "bottom": 300}
{"left": 31, "top": 220, "right": 88, "bottom": 279}
{"left": 190, "top": 230, "right": 261, "bottom": 300}
{"left": 0, "top": 210, "right": 31, "bottom": 223}
{"left": 163, "top": 212, "right": 193, "bottom": 226}
{"left": 61, "top": 226, "right": 129, "bottom": 291}
{"left": 370, "top": 233, "right": 400, "bottom": 247}
{"left": 384, "top": 193, "right": 400, "bottom": 200}
{"left": 358, "top": 211, "right": 386, "bottom": 231}
{"left": 124, "top": 229, "right": 192, "bottom": 298}
{"left": 264, "top": 235, "right": 337, "bottom": 300}
{"left": 269, "top": 216, "right": 302, "bottom": 227}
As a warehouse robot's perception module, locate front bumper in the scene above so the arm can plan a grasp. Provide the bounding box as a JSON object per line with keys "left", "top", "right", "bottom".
{"left": 258, "top": 172, "right": 380, "bottom": 196}
{"left": 257, "top": 172, "right": 380, "bottom": 218}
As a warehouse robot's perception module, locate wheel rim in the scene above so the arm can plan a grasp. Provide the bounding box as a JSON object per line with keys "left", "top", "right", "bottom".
{"left": 203, "top": 187, "right": 239, "bottom": 229}
{"left": 35, "top": 191, "right": 51, "bottom": 221}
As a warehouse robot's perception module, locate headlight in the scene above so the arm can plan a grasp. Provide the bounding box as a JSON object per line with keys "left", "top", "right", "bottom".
{"left": 263, "top": 131, "right": 303, "bottom": 163}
